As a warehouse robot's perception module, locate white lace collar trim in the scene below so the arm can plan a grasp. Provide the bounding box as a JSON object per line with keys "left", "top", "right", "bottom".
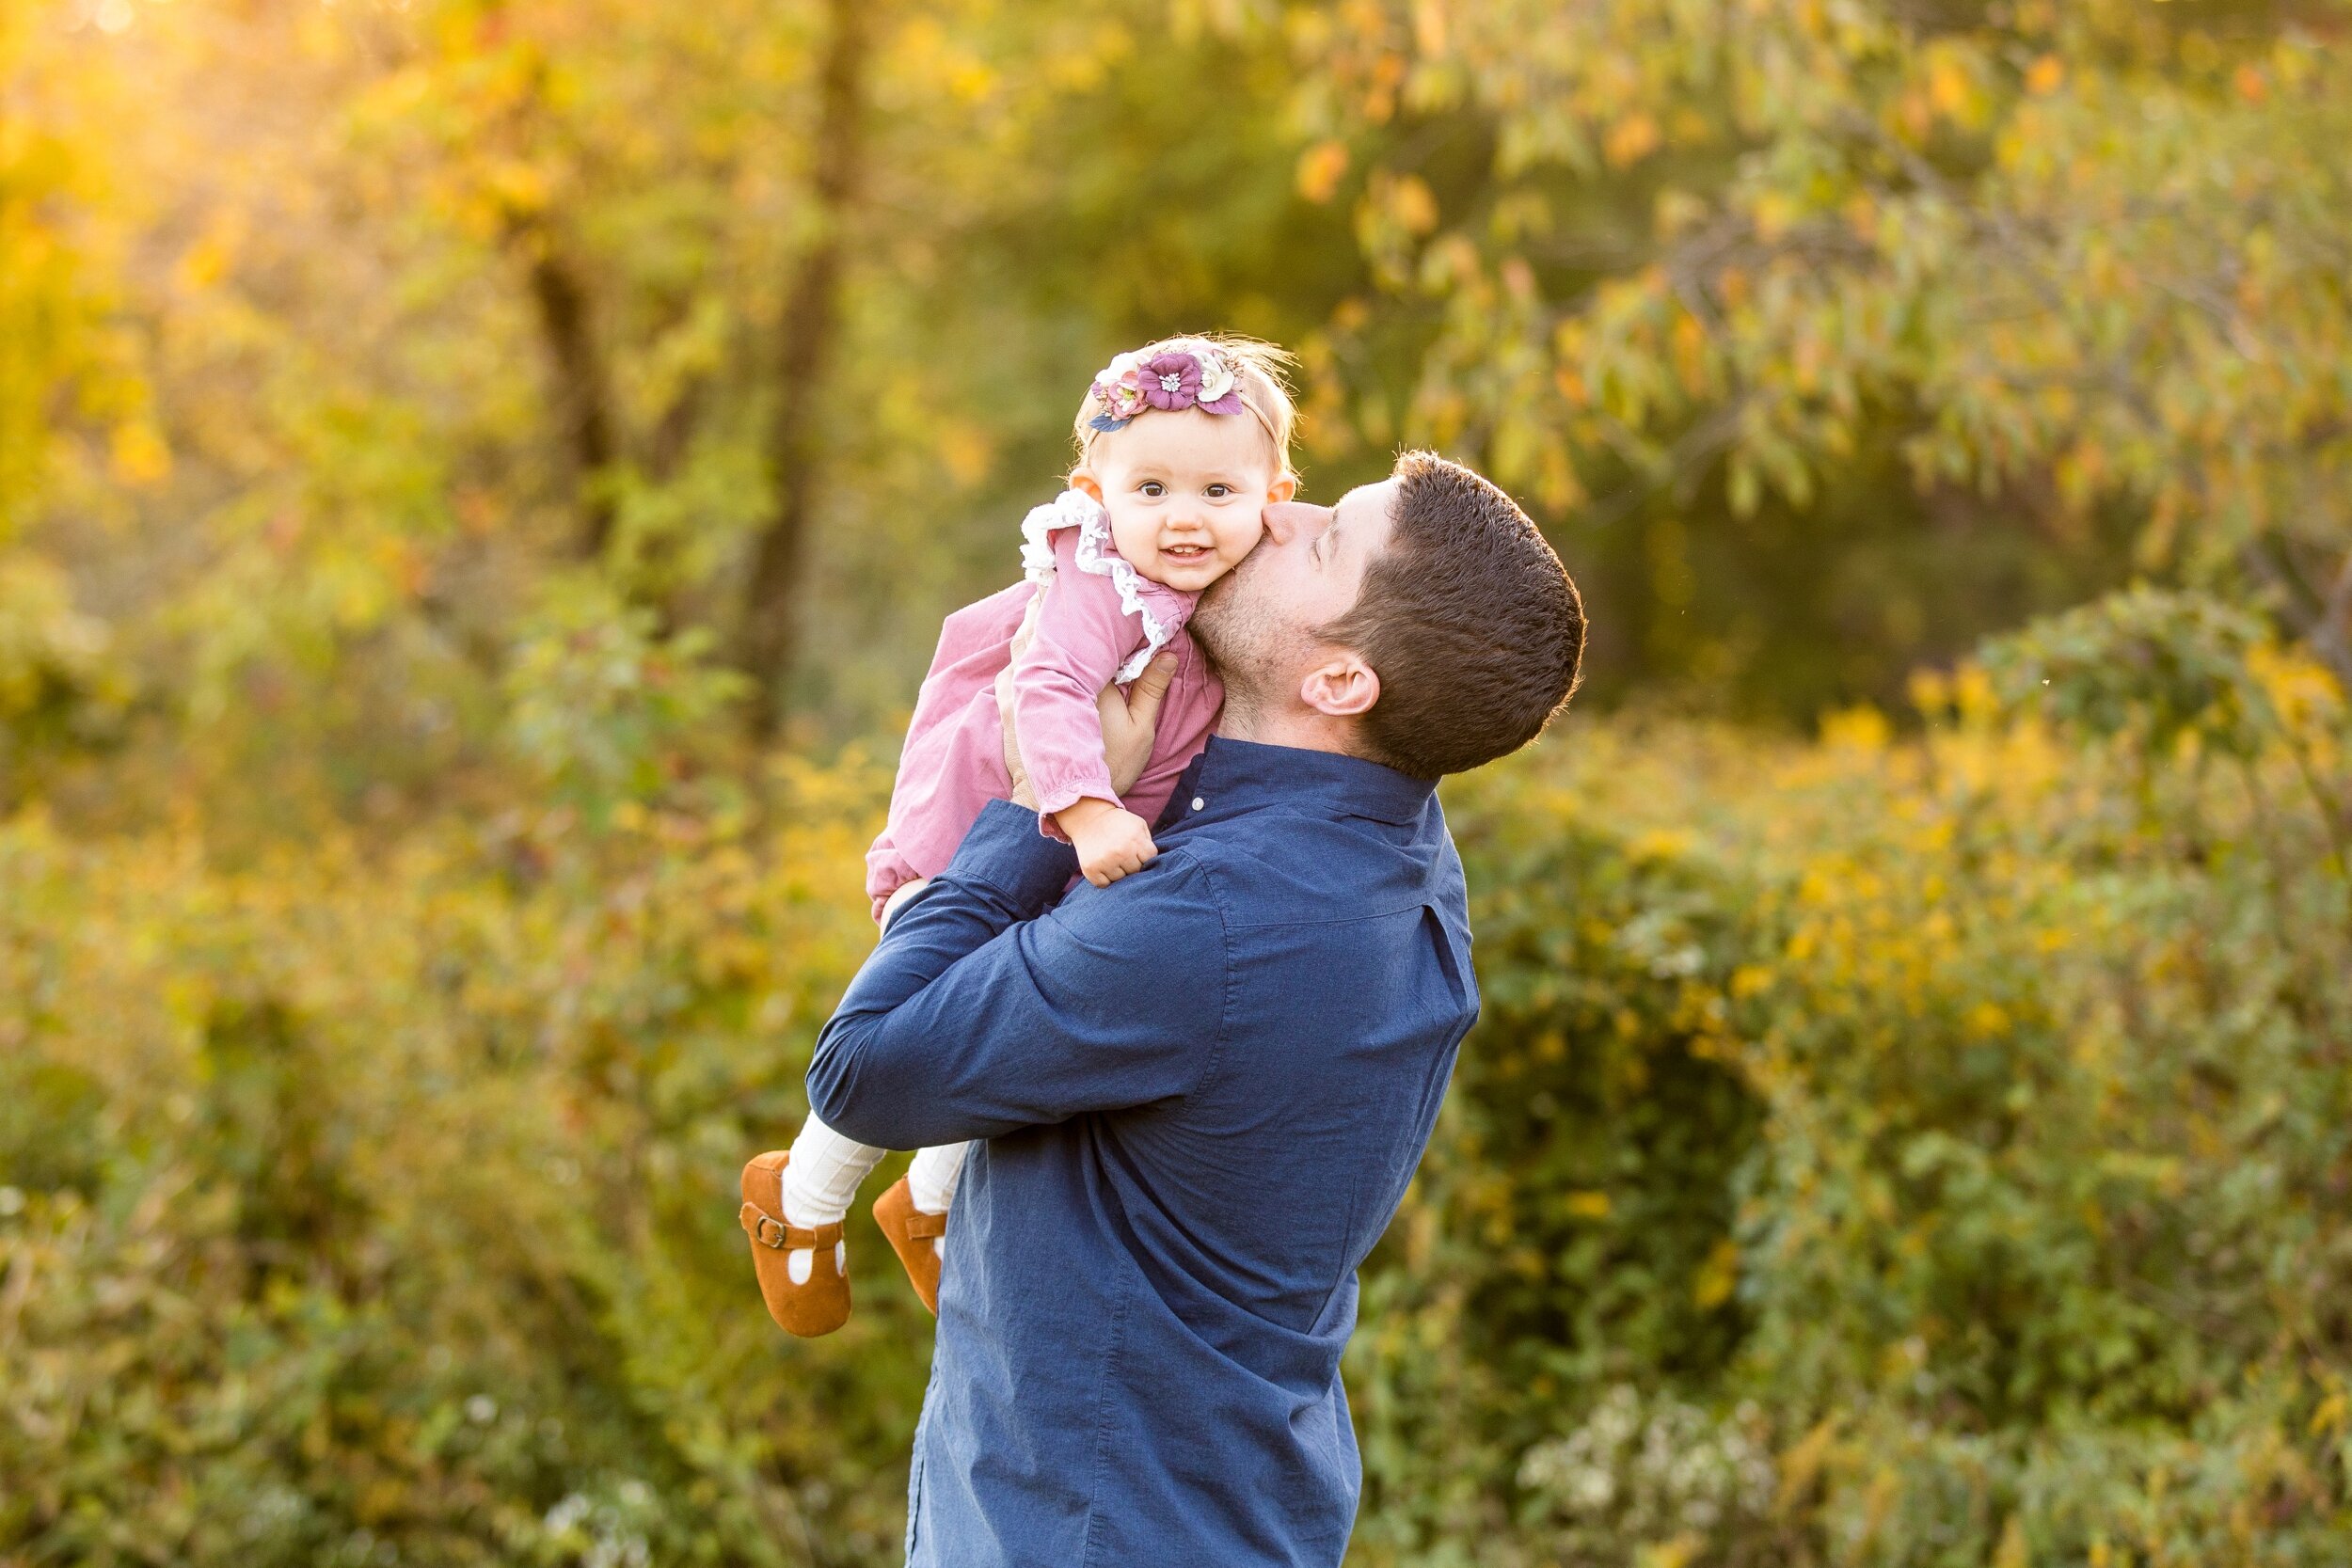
{"left": 1019, "top": 488, "right": 1172, "bottom": 684}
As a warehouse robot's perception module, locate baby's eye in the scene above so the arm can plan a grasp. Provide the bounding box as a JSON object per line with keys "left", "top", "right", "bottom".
{"left": 1205, "top": 483, "right": 1232, "bottom": 498}
{"left": 1140, "top": 481, "right": 1165, "bottom": 498}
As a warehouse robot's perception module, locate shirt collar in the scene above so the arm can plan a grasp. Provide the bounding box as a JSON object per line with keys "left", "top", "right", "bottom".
{"left": 1184, "top": 735, "right": 1436, "bottom": 827}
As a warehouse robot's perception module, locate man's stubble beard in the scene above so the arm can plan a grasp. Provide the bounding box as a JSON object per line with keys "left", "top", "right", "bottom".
{"left": 1191, "top": 566, "right": 1295, "bottom": 733}
{"left": 1188, "top": 575, "right": 1256, "bottom": 725}
{"left": 1189, "top": 572, "right": 1240, "bottom": 672}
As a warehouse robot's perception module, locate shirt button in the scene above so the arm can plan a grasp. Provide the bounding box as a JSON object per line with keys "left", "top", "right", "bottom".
{"left": 1190, "top": 797, "right": 1205, "bottom": 812}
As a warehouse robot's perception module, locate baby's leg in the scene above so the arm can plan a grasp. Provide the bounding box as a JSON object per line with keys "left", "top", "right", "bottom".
{"left": 878, "top": 874, "right": 930, "bottom": 928}
{"left": 774, "top": 876, "right": 931, "bottom": 1281}
{"left": 875, "top": 1141, "right": 964, "bottom": 1311}
{"left": 887, "top": 882, "right": 960, "bottom": 1233}
{"left": 781, "top": 1114, "right": 884, "bottom": 1282}
{"left": 907, "top": 1142, "right": 968, "bottom": 1224}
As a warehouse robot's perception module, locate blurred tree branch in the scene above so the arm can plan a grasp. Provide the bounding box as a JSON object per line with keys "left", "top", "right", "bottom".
{"left": 518, "top": 227, "right": 621, "bottom": 562}
{"left": 738, "top": 0, "right": 877, "bottom": 740}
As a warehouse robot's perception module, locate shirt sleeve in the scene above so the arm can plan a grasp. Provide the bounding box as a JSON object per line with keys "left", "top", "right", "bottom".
{"left": 1010, "top": 528, "right": 1148, "bottom": 837}
{"left": 805, "top": 800, "right": 1228, "bottom": 1150}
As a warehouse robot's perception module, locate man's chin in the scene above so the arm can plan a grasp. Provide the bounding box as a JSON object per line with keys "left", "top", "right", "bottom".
{"left": 1189, "top": 575, "right": 1236, "bottom": 666}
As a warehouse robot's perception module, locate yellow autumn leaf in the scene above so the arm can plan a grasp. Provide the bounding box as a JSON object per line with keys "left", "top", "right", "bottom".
{"left": 1604, "top": 112, "right": 1661, "bottom": 169}
{"left": 1692, "top": 1237, "right": 1739, "bottom": 1308}
{"left": 1994, "top": 1515, "right": 2029, "bottom": 1568}
{"left": 109, "top": 420, "right": 171, "bottom": 486}
{"left": 1387, "top": 172, "right": 1439, "bottom": 235}
{"left": 1411, "top": 0, "right": 1447, "bottom": 56}
{"left": 1928, "top": 55, "right": 1975, "bottom": 119}
{"left": 933, "top": 419, "right": 994, "bottom": 487}
{"left": 1295, "top": 140, "right": 1349, "bottom": 204}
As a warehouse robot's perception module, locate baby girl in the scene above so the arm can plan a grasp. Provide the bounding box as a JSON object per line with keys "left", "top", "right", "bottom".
{"left": 741, "top": 334, "right": 1299, "bottom": 1337}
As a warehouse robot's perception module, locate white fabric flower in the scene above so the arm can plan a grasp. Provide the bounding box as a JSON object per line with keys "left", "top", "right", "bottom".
{"left": 1193, "top": 352, "right": 1236, "bottom": 405}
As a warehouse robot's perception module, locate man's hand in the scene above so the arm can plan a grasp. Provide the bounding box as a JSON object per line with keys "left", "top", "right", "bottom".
{"left": 995, "top": 588, "right": 1181, "bottom": 805}
{"left": 1097, "top": 653, "right": 1180, "bottom": 795}
{"left": 1057, "top": 799, "right": 1158, "bottom": 888}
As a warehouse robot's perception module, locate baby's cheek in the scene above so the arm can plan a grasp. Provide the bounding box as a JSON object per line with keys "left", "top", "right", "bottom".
{"left": 1219, "top": 515, "right": 1266, "bottom": 562}
{"left": 1104, "top": 503, "right": 1160, "bottom": 564}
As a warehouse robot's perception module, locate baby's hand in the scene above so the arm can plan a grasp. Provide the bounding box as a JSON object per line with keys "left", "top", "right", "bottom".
{"left": 1060, "top": 800, "right": 1158, "bottom": 888}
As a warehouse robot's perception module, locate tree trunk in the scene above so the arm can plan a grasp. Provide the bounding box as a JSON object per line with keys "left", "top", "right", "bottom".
{"left": 522, "top": 234, "right": 620, "bottom": 562}
{"left": 738, "top": 0, "right": 872, "bottom": 740}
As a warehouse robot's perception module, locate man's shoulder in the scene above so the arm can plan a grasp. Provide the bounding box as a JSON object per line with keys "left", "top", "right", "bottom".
{"left": 1052, "top": 842, "right": 1231, "bottom": 939}
{"left": 1153, "top": 809, "right": 1467, "bottom": 931}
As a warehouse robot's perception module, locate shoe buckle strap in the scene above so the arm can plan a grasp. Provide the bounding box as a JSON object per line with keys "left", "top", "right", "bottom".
{"left": 902, "top": 1209, "right": 948, "bottom": 1241}
{"left": 739, "top": 1202, "right": 841, "bottom": 1251}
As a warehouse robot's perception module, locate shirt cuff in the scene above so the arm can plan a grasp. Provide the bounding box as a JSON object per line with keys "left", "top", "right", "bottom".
{"left": 946, "top": 799, "right": 1082, "bottom": 917}
{"left": 1028, "top": 771, "right": 1119, "bottom": 843}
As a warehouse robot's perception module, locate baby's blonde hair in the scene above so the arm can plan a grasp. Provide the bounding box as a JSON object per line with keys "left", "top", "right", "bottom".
{"left": 1072, "top": 333, "right": 1299, "bottom": 477}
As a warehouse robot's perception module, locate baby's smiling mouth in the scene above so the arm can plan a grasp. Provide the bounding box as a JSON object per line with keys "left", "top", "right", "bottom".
{"left": 1162, "top": 544, "right": 1211, "bottom": 562}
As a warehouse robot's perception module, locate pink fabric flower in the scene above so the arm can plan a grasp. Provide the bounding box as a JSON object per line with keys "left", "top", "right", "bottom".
{"left": 1139, "top": 353, "right": 1204, "bottom": 410}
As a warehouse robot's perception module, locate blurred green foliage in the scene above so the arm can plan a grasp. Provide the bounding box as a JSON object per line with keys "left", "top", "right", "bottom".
{"left": 7, "top": 634, "right": 2348, "bottom": 1564}
{"left": 6, "top": 0, "right": 2352, "bottom": 1562}
{"left": 1353, "top": 630, "right": 2352, "bottom": 1565}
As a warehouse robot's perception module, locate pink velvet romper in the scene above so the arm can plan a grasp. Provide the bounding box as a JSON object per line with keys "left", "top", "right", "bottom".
{"left": 864, "top": 489, "right": 1225, "bottom": 921}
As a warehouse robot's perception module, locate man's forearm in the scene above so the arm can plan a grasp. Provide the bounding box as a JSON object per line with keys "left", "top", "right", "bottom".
{"left": 805, "top": 800, "right": 1077, "bottom": 1148}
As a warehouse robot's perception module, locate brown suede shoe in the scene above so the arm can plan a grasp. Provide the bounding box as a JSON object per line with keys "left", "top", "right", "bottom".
{"left": 872, "top": 1177, "right": 947, "bottom": 1316}
{"left": 739, "top": 1150, "right": 851, "bottom": 1338}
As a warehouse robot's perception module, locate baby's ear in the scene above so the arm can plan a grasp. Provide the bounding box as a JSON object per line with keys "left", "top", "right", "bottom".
{"left": 1266, "top": 472, "right": 1298, "bottom": 504}
{"left": 1068, "top": 468, "right": 1106, "bottom": 504}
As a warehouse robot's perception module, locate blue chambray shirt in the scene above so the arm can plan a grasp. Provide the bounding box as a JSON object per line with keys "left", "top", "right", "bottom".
{"left": 807, "top": 736, "right": 1479, "bottom": 1568}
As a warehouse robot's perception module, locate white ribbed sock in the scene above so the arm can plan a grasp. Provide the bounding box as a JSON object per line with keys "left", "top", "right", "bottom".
{"left": 784, "top": 1112, "right": 883, "bottom": 1225}
{"left": 777, "top": 1114, "right": 879, "bottom": 1286}
{"left": 908, "top": 1142, "right": 967, "bottom": 1216}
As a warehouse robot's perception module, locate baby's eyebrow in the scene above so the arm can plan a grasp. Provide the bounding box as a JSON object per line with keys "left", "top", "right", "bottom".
{"left": 1134, "top": 470, "right": 1247, "bottom": 484}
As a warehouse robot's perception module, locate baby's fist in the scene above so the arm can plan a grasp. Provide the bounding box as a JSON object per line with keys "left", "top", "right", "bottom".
{"left": 1071, "top": 804, "right": 1158, "bottom": 888}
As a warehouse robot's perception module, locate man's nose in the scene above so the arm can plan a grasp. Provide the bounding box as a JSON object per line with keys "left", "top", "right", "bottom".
{"left": 1261, "top": 500, "right": 1331, "bottom": 547}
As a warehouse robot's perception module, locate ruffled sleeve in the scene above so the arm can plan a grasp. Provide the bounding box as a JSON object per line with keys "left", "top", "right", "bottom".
{"left": 1020, "top": 490, "right": 1191, "bottom": 682}
{"left": 1010, "top": 493, "right": 1198, "bottom": 837}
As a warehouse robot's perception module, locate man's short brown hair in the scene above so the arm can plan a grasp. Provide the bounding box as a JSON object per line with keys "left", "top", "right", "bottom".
{"left": 1320, "top": 451, "right": 1584, "bottom": 779}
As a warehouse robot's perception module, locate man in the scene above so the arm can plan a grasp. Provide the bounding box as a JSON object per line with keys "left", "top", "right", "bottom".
{"left": 804, "top": 451, "right": 1584, "bottom": 1566}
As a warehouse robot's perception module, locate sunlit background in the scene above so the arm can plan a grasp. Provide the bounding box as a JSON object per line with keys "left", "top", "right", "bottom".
{"left": 4, "top": 1, "right": 2349, "bottom": 1562}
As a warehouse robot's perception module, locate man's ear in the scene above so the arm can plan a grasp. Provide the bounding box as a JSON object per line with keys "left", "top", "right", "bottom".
{"left": 1299, "top": 651, "right": 1379, "bottom": 720}
{"left": 1266, "top": 472, "right": 1297, "bottom": 504}
{"left": 1069, "top": 467, "right": 1105, "bottom": 505}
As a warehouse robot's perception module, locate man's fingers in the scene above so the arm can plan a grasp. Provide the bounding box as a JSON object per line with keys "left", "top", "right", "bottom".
{"left": 1125, "top": 651, "right": 1178, "bottom": 723}
{"left": 1009, "top": 592, "right": 1045, "bottom": 661}
{"left": 1099, "top": 651, "right": 1177, "bottom": 797}
{"left": 994, "top": 661, "right": 1030, "bottom": 802}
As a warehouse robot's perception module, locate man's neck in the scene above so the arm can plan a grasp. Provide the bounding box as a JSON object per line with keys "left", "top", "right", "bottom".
{"left": 1214, "top": 700, "right": 1360, "bottom": 757}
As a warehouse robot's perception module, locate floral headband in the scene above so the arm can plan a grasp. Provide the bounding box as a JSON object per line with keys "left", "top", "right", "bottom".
{"left": 1087, "top": 342, "right": 1248, "bottom": 433}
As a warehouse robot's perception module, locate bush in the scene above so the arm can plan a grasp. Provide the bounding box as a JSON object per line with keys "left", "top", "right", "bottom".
{"left": 1351, "top": 604, "right": 2352, "bottom": 1566}
{"left": 0, "top": 758, "right": 924, "bottom": 1566}
{"left": 5, "top": 596, "right": 2349, "bottom": 1566}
